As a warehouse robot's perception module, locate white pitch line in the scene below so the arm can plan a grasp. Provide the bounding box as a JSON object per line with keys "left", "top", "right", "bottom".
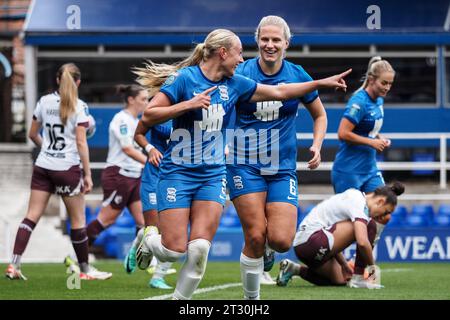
{"left": 143, "top": 282, "right": 242, "bottom": 300}
{"left": 381, "top": 268, "right": 413, "bottom": 273}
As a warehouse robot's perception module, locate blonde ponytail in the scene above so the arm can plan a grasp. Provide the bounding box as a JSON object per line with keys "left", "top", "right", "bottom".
{"left": 357, "top": 56, "right": 395, "bottom": 92}
{"left": 134, "top": 29, "right": 238, "bottom": 97}
{"left": 57, "top": 63, "right": 80, "bottom": 125}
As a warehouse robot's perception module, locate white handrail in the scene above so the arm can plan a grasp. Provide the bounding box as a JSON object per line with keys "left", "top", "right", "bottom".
{"left": 296, "top": 132, "right": 449, "bottom": 189}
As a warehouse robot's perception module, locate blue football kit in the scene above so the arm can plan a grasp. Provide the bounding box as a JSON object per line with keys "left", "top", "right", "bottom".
{"left": 332, "top": 89, "right": 386, "bottom": 193}
{"left": 227, "top": 58, "right": 318, "bottom": 206}
{"left": 156, "top": 65, "right": 257, "bottom": 211}
{"left": 140, "top": 120, "right": 172, "bottom": 212}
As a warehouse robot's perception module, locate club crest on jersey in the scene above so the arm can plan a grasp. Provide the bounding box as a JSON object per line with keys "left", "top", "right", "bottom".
{"left": 164, "top": 72, "right": 179, "bottom": 86}
{"left": 120, "top": 124, "right": 128, "bottom": 135}
{"left": 114, "top": 195, "right": 123, "bottom": 205}
{"left": 218, "top": 85, "right": 229, "bottom": 101}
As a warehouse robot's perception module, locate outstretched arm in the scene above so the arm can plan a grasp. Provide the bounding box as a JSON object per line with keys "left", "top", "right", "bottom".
{"left": 250, "top": 69, "right": 351, "bottom": 103}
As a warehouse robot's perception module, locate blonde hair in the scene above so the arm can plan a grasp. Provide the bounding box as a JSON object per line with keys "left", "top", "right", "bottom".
{"left": 255, "top": 15, "right": 292, "bottom": 44}
{"left": 57, "top": 63, "right": 80, "bottom": 125}
{"left": 134, "top": 29, "right": 239, "bottom": 97}
{"left": 358, "top": 56, "right": 395, "bottom": 92}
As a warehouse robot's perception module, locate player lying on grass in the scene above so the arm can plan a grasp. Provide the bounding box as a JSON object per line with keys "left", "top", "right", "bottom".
{"left": 276, "top": 181, "right": 404, "bottom": 289}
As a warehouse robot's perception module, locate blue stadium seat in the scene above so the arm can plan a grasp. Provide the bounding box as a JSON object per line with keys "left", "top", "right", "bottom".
{"left": 412, "top": 153, "right": 435, "bottom": 176}
{"left": 392, "top": 205, "right": 408, "bottom": 220}
{"left": 386, "top": 214, "right": 404, "bottom": 228}
{"left": 437, "top": 204, "right": 450, "bottom": 217}
{"left": 432, "top": 215, "right": 450, "bottom": 228}
{"left": 93, "top": 228, "right": 108, "bottom": 246}
{"left": 115, "top": 208, "right": 135, "bottom": 228}
{"left": 411, "top": 204, "right": 435, "bottom": 220}
{"left": 85, "top": 206, "right": 96, "bottom": 224}
{"left": 404, "top": 214, "right": 430, "bottom": 228}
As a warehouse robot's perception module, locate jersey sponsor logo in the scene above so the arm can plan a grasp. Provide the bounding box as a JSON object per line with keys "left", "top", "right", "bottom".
{"left": 199, "top": 103, "right": 225, "bottom": 132}
{"left": 166, "top": 187, "right": 177, "bottom": 202}
{"left": 46, "top": 108, "right": 59, "bottom": 116}
{"left": 164, "top": 72, "right": 179, "bottom": 86}
{"left": 254, "top": 100, "right": 283, "bottom": 121}
{"left": 55, "top": 185, "right": 72, "bottom": 194}
{"left": 233, "top": 175, "right": 243, "bottom": 190}
{"left": 218, "top": 85, "right": 229, "bottom": 101}
{"left": 120, "top": 124, "right": 128, "bottom": 135}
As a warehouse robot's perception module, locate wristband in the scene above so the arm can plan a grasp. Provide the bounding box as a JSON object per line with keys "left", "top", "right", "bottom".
{"left": 145, "top": 144, "right": 154, "bottom": 153}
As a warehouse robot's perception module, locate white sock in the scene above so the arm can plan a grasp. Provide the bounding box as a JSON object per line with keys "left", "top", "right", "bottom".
{"left": 150, "top": 256, "right": 158, "bottom": 268}
{"left": 153, "top": 261, "right": 173, "bottom": 280}
{"left": 240, "top": 253, "right": 263, "bottom": 300}
{"left": 131, "top": 227, "right": 144, "bottom": 249}
{"left": 146, "top": 234, "right": 185, "bottom": 263}
{"left": 173, "top": 239, "right": 211, "bottom": 300}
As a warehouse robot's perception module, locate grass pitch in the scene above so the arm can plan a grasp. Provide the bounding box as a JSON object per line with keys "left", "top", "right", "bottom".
{"left": 1, "top": 261, "right": 449, "bottom": 300}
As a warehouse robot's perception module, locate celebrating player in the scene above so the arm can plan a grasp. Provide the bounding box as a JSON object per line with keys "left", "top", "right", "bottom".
{"left": 227, "top": 16, "right": 328, "bottom": 295}
{"left": 133, "top": 28, "right": 350, "bottom": 300}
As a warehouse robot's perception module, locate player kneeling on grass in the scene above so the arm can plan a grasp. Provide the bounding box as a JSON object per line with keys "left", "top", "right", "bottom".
{"left": 276, "top": 182, "right": 404, "bottom": 289}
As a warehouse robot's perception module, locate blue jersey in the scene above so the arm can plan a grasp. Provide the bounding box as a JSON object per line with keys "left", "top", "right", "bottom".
{"left": 141, "top": 120, "right": 172, "bottom": 185}
{"left": 333, "top": 89, "right": 384, "bottom": 174}
{"left": 159, "top": 65, "right": 257, "bottom": 181}
{"left": 230, "top": 58, "right": 318, "bottom": 172}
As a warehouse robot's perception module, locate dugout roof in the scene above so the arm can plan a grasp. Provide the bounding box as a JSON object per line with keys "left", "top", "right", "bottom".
{"left": 23, "top": 0, "right": 450, "bottom": 45}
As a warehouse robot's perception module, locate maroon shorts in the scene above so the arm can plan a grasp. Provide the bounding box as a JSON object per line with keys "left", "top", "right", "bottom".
{"left": 31, "top": 165, "right": 84, "bottom": 196}
{"left": 294, "top": 224, "right": 337, "bottom": 268}
{"left": 101, "top": 166, "right": 141, "bottom": 210}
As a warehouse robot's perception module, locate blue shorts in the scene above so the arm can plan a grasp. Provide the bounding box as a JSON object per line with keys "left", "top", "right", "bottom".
{"left": 156, "top": 176, "right": 227, "bottom": 212}
{"left": 331, "top": 170, "right": 385, "bottom": 194}
{"left": 140, "top": 163, "right": 160, "bottom": 212}
{"left": 226, "top": 165, "right": 298, "bottom": 207}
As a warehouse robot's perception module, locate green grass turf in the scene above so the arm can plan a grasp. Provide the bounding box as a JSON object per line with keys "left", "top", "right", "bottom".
{"left": 1, "top": 261, "right": 449, "bottom": 300}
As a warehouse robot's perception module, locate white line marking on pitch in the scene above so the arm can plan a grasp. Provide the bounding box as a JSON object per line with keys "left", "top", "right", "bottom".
{"left": 382, "top": 268, "right": 413, "bottom": 273}
{"left": 143, "top": 282, "right": 242, "bottom": 300}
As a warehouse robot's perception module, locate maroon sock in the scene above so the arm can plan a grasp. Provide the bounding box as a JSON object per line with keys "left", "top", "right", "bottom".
{"left": 354, "top": 219, "right": 377, "bottom": 274}
{"left": 87, "top": 219, "right": 105, "bottom": 246}
{"left": 299, "top": 266, "right": 336, "bottom": 286}
{"left": 71, "top": 228, "right": 89, "bottom": 265}
{"left": 13, "top": 218, "right": 36, "bottom": 256}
